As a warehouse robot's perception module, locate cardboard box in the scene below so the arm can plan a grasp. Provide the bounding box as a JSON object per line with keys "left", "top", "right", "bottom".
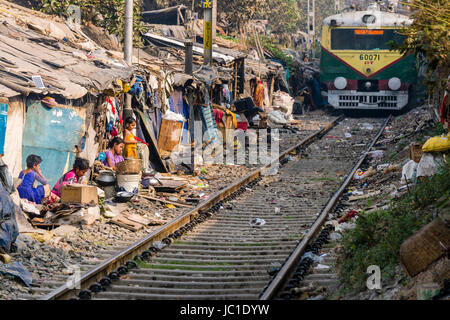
{"left": 61, "top": 184, "right": 98, "bottom": 204}
{"left": 409, "top": 144, "right": 423, "bottom": 163}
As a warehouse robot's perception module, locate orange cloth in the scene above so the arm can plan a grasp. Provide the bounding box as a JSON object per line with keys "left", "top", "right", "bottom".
{"left": 124, "top": 129, "right": 138, "bottom": 159}
{"left": 255, "top": 82, "right": 265, "bottom": 108}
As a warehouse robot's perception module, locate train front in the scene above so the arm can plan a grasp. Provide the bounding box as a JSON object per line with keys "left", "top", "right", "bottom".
{"left": 320, "top": 6, "right": 416, "bottom": 110}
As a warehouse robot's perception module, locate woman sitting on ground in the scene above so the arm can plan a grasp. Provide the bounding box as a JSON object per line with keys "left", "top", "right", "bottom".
{"left": 51, "top": 158, "right": 90, "bottom": 197}
{"left": 103, "top": 137, "right": 125, "bottom": 170}
{"left": 17, "top": 154, "right": 49, "bottom": 204}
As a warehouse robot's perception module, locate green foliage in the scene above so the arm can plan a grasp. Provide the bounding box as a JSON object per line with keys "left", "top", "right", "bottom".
{"left": 217, "top": 34, "right": 239, "bottom": 43}
{"left": 259, "top": 35, "right": 294, "bottom": 68}
{"left": 394, "top": 0, "right": 450, "bottom": 93}
{"left": 338, "top": 160, "right": 450, "bottom": 293}
{"left": 40, "top": 0, "right": 145, "bottom": 46}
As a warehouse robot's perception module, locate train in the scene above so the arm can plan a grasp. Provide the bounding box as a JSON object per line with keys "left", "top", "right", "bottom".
{"left": 320, "top": 3, "right": 417, "bottom": 110}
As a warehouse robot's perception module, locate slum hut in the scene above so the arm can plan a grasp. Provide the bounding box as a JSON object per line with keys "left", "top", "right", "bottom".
{"left": 0, "top": 1, "right": 132, "bottom": 186}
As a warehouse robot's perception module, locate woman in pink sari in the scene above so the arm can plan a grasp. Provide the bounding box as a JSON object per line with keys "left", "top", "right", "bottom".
{"left": 52, "top": 158, "right": 90, "bottom": 197}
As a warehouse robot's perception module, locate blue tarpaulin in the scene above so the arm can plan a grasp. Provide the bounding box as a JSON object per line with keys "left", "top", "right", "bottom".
{"left": 0, "top": 180, "right": 18, "bottom": 253}
{"left": 0, "top": 261, "right": 32, "bottom": 287}
{"left": 0, "top": 101, "right": 7, "bottom": 155}
{"left": 22, "top": 99, "right": 85, "bottom": 187}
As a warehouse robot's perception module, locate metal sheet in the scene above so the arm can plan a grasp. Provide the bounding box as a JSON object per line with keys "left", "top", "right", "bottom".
{"left": 22, "top": 99, "right": 85, "bottom": 187}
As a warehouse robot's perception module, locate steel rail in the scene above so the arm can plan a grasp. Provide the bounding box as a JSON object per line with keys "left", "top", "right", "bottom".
{"left": 43, "top": 115, "right": 344, "bottom": 300}
{"left": 259, "top": 115, "right": 392, "bottom": 300}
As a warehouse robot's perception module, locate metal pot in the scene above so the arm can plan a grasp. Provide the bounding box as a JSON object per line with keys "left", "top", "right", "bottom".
{"left": 96, "top": 170, "right": 116, "bottom": 187}
{"left": 114, "top": 191, "right": 134, "bottom": 203}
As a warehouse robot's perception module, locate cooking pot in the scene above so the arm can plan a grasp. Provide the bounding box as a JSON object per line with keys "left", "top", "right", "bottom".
{"left": 96, "top": 170, "right": 116, "bottom": 187}
{"left": 114, "top": 191, "right": 134, "bottom": 203}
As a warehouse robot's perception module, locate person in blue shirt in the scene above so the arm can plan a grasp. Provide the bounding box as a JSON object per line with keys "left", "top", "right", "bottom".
{"left": 17, "top": 155, "right": 49, "bottom": 204}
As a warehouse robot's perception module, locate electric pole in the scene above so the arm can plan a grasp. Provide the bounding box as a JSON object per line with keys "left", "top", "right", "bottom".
{"left": 335, "top": 0, "right": 340, "bottom": 13}
{"left": 202, "top": 0, "right": 213, "bottom": 66}
{"left": 123, "top": 0, "right": 133, "bottom": 119}
{"left": 307, "top": 0, "right": 315, "bottom": 59}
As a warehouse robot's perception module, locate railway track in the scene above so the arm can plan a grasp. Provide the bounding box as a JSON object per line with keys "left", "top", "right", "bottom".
{"left": 19, "top": 113, "right": 390, "bottom": 300}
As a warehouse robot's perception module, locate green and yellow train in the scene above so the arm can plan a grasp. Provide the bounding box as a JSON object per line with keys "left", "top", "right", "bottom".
{"left": 320, "top": 4, "right": 416, "bottom": 110}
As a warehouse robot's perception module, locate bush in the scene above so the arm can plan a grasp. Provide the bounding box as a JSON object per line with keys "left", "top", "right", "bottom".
{"left": 338, "top": 160, "right": 450, "bottom": 293}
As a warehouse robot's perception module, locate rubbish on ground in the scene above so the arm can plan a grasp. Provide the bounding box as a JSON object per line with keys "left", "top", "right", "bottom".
{"left": 329, "top": 232, "right": 342, "bottom": 241}
{"left": 249, "top": 218, "right": 266, "bottom": 227}
{"left": 349, "top": 190, "right": 364, "bottom": 196}
{"left": 344, "top": 132, "right": 352, "bottom": 138}
{"left": 51, "top": 225, "right": 79, "bottom": 237}
{"left": 335, "top": 222, "right": 356, "bottom": 232}
{"left": 349, "top": 190, "right": 381, "bottom": 201}
{"left": 0, "top": 261, "right": 32, "bottom": 287}
{"left": 274, "top": 207, "right": 280, "bottom": 215}
{"left": 165, "top": 204, "right": 176, "bottom": 209}
{"left": 20, "top": 199, "right": 40, "bottom": 216}
{"left": 138, "top": 194, "right": 192, "bottom": 208}
{"left": 416, "top": 153, "right": 444, "bottom": 179}
{"left": 301, "top": 252, "right": 327, "bottom": 264}
{"left": 376, "top": 163, "right": 390, "bottom": 171}
{"left": 97, "top": 187, "right": 105, "bottom": 198}
{"left": 267, "top": 261, "right": 281, "bottom": 276}
{"left": 268, "top": 110, "right": 288, "bottom": 125}
{"left": 314, "top": 264, "right": 330, "bottom": 271}
{"left": 23, "top": 231, "right": 53, "bottom": 243}
{"left": 399, "top": 219, "right": 450, "bottom": 277}
{"left": 338, "top": 210, "right": 358, "bottom": 223}
{"left": 0, "top": 253, "right": 12, "bottom": 264}
{"left": 401, "top": 160, "right": 418, "bottom": 184}
{"left": 152, "top": 241, "right": 166, "bottom": 250}
{"left": 422, "top": 135, "right": 450, "bottom": 152}
{"left": 361, "top": 122, "right": 374, "bottom": 130}
{"left": 367, "top": 150, "right": 384, "bottom": 161}
{"left": 353, "top": 167, "right": 376, "bottom": 180}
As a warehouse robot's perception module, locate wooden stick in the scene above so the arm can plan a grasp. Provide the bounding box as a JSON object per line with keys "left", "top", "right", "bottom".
{"left": 137, "top": 194, "right": 192, "bottom": 208}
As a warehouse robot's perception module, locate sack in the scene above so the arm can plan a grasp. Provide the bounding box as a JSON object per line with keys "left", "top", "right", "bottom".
{"left": 422, "top": 135, "right": 450, "bottom": 152}
{"left": 0, "top": 159, "right": 14, "bottom": 194}
{"left": 401, "top": 160, "right": 418, "bottom": 184}
{"left": 416, "top": 153, "right": 443, "bottom": 178}
{"left": 0, "top": 182, "right": 19, "bottom": 253}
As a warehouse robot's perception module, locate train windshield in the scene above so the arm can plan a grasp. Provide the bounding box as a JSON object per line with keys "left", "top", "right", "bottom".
{"left": 330, "top": 28, "right": 406, "bottom": 50}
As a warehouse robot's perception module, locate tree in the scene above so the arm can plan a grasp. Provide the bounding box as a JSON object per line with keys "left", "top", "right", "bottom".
{"left": 41, "top": 0, "right": 146, "bottom": 46}
{"left": 396, "top": 0, "right": 449, "bottom": 93}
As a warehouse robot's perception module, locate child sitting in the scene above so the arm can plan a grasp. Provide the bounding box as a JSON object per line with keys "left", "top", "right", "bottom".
{"left": 52, "top": 158, "right": 90, "bottom": 197}
{"left": 17, "top": 155, "right": 49, "bottom": 204}
{"left": 103, "top": 137, "right": 125, "bottom": 170}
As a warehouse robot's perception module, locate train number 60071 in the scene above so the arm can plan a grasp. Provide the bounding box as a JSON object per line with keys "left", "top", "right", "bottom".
{"left": 360, "top": 54, "right": 380, "bottom": 61}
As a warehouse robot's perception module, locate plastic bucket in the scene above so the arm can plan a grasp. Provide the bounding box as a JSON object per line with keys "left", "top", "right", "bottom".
{"left": 116, "top": 174, "right": 140, "bottom": 193}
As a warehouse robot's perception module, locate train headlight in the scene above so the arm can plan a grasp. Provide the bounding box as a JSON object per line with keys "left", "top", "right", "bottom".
{"left": 334, "top": 77, "right": 347, "bottom": 90}
{"left": 388, "top": 77, "right": 401, "bottom": 91}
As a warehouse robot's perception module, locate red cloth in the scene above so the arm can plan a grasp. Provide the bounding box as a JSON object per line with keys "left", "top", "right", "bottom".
{"left": 236, "top": 121, "right": 248, "bottom": 131}
{"left": 441, "top": 91, "right": 448, "bottom": 125}
{"left": 213, "top": 109, "right": 224, "bottom": 125}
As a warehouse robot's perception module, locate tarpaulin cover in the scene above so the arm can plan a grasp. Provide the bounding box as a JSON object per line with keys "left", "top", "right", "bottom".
{"left": 0, "top": 179, "right": 19, "bottom": 253}
{"left": 0, "top": 261, "right": 32, "bottom": 287}
{"left": 0, "top": 100, "right": 7, "bottom": 155}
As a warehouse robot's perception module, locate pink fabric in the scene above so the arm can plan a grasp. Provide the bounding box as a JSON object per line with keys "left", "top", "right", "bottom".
{"left": 51, "top": 170, "right": 79, "bottom": 197}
